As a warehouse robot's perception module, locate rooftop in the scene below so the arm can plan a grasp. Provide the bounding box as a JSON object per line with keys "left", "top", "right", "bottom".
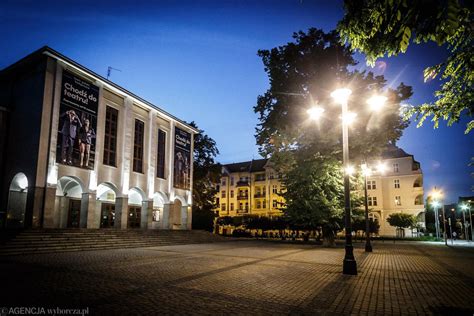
{"left": 0, "top": 46, "right": 198, "bottom": 134}
{"left": 223, "top": 159, "right": 268, "bottom": 173}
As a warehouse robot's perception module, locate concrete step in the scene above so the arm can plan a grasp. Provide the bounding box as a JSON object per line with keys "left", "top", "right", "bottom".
{"left": 0, "top": 229, "right": 224, "bottom": 256}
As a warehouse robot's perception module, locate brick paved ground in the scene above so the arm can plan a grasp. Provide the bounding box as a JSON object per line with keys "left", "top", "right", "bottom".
{"left": 0, "top": 240, "right": 473, "bottom": 315}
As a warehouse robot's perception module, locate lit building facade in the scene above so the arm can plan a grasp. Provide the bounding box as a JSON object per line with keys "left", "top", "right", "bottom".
{"left": 0, "top": 47, "right": 197, "bottom": 230}
{"left": 215, "top": 145, "right": 425, "bottom": 237}
{"left": 215, "top": 159, "right": 284, "bottom": 218}
{"left": 364, "top": 145, "right": 425, "bottom": 236}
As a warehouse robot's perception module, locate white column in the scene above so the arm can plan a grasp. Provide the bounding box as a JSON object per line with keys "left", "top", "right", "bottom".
{"left": 168, "top": 121, "right": 175, "bottom": 195}
{"left": 121, "top": 98, "right": 133, "bottom": 195}
{"left": 147, "top": 110, "right": 157, "bottom": 199}
{"left": 162, "top": 203, "right": 171, "bottom": 229}
{"left": 83, "top": 192, "right": 97, "bottom": 228}
{"left": 42, "top": 186, "right": 58, "bottom": 228}
{"left": 116, "top": 197, "right": 129, "bottom": 229}
{"left": 142, "top": 200, "right": 153, "bottom": 229}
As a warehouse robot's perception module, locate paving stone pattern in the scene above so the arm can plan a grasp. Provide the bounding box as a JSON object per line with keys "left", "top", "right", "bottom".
{"left": 0, "top": 241, "right": 473, "bottom": 315}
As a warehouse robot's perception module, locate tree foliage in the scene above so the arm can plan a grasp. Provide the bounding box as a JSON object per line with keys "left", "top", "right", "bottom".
{"left": 189, "top": 122, "right": 220, "bottom": 230}
{"left": 281, "top": 154, "right": 346, "bottom": 230}
{"left": 255, "top": 28, "right": 411, "bottom": 160}
{"left": 338, "top": 0, "right": 473, "bottom": 132}
{"left": 352, "top": 208, "right": 380, "bottom": 235}
{"left": 386, "top": 213, "right": 416, "bottom": 229}
{"left": 254, "top": 28, "right": 412, "bottom": 237}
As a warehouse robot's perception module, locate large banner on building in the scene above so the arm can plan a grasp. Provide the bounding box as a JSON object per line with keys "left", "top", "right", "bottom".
{"left": 56, "top": 70, "right": 99, "bottom": 169}
{"left": 173, "top": 127, "right": 191, "bottom": 190}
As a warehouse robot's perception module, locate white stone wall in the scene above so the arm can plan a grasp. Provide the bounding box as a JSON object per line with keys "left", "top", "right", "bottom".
{"left": 41, "top": 59, "right": 195, "bottom": 230}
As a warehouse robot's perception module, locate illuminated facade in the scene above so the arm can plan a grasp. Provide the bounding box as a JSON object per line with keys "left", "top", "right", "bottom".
{"left": 215, "top": 159, "right": 284, "bottom": 218}
{"left": 364, "top": 145, "right": 425, "bottom": 236}
{"left": 0, "top": 47, "right": 197, "bottom": 230}
{"left": 215, "top": 145, "right": 425, "bottom": 237}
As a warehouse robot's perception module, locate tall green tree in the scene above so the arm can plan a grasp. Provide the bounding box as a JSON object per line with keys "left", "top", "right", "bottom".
{"left": 281, "top": 154, "right": 347, "bottom": 245}
{"left": 255, "top": 28, "right": 411, "bottom": 160}
{"left": 254, "top": 28, "right": 412, "bottom": 241}
{"left": 189, "top": 122, "right": 220, "bottom": 231}
{"left": 338, "top": 0, "right": 473, "bottom": 132}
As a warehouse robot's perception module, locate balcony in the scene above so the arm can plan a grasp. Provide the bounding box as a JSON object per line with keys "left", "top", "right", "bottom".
{"left": 236, "top": 180, "right": 249, "bottom": 187}
{"left": 254, "top": 176, "right": 266, "bottom": 182}
{"left": 237, "top": 195, "right": 249, "bottom": 200}
{"left": 254, "top": 193, "right": 266, "bottom": 198}
{"left": 236, "top": 208, "right": 249, "bottom": 214}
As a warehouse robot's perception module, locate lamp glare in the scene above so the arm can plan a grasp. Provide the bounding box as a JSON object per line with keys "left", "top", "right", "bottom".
{"left": 307, "top": 107, "right": 325, "bottom": 120}
{"left": 331, "top": 88, "right": 352, "bottom": 104}
{"left": 367, "top": 95, "right": 387, "bottom": 111}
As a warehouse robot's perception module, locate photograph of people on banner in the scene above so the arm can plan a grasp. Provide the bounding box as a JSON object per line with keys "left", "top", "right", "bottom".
{"left": 56, "top": 70, "right": 99, "bottom": 169}
{"left": 173, "top": 127, "right": 191, "bottom": 190}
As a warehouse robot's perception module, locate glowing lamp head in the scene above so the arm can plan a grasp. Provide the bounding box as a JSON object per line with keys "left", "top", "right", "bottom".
{"left": 376, "top": 162, "right": 387, "bottom": 174}
{"left": 367, "top": 95, "right": 387, "bottom": 111}
{"left": 432, "top": 201, "right": 440, "bottom": 208}
{"left": 307, "top": 107, "right": 325, "bottom": 120}
{"left": 460, "top": 204, "right": 469, "bottom": 211}
{"left": 361, "top": 164, "right": 372, "bottom": 177}
{"left": 345, "top": 165, "right": 355, "bottom": 176}
{"left": 17, "top": 176, "right": 28, "bottom": 190}
{"left": 431, "top": 189, "right": 443, "bottom": 200}
{"left": 331, "top": 88, "right": 352, "bottom": 105}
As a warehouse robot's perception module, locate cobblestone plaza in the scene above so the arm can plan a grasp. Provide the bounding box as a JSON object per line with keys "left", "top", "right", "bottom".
{"left": 1, "top": 240, "right": 473, "bottom": 315}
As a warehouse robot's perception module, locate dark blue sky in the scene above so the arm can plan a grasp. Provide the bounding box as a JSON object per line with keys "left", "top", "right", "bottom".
{"left": 1, "top": 0, "right": 472, "bottom": 203}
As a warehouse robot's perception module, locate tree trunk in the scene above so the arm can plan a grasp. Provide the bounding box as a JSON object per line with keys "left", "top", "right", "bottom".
{"left": 322, "top": 229, "right": 336, "bottom": 247}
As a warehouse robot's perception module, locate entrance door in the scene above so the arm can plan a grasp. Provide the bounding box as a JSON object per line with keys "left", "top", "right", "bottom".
{"left": 128, "top": 206, "right": 141, "bottom": 228}
{"left": 67, "top": 199, "right": 81, "bottom": 228}
{"left": 100, "top": 203, "right": 115, "bottom": 228}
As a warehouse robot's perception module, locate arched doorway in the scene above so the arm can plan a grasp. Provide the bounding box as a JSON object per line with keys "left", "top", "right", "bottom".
{"left": 169, "top": 199, "right": 182, "bottom": 229}
{"left": 6, "top": 173, "right": 28, "bottom": 228}
{"left": 152, "top": 192, "right": 167, "bottom": 229}
{"left": 128, "top": 188, "right": 145, "bottom": 229}
{"left": 97, "top": 183, "right": 118, "bottom": 228}
{"left": 170, "top": 196, "right": 188, "bottom": 230}
{"left": 57, "top": 176, "right": 85, "bottom": 228}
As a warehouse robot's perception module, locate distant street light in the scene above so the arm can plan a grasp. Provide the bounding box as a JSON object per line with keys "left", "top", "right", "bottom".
{"left": 430, "top": 188, "right": 443, "bottom": 240}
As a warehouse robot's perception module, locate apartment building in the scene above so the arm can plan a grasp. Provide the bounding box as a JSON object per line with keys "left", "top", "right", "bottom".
{"left": 215, "top": 145, "right": 425, "bottom": 237}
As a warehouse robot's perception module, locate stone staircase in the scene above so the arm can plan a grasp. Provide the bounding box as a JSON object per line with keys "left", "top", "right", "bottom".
{"left": 0, "top": 229, "right": 226, "bottom": 256}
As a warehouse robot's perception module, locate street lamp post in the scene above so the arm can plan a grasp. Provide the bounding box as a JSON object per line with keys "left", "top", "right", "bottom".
{"left": 331, "top": 88, "right": 357, "bottom": 275}
{"left": 433, "top": 202, "right": 440, "bottom": 239}
{"left": 460, "top": 203, "right": 471, "bottom": 242}
{"left": 442, "top": 204, "right": 448, "bottom": 246}
{"left": 449, "top": 209, "right": 454, "bottom": 245}
{"left": 461, "top": 205, "right": 468, "bottom": 241}
{"left": 470, "top": 205, "right": 473, "bottom": 242}
{"left": 307, "top": 89, "right": 387, "bottom": 275}
{"left": 431, "top": 189, "right": 443, "bottom": 240}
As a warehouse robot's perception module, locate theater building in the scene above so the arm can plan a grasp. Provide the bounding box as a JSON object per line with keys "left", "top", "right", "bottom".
{"left": 215, "top": 145, "right": 425, "bottom": 237}
{"left": 0, "top": 46, "right": 197, "bottom": 230}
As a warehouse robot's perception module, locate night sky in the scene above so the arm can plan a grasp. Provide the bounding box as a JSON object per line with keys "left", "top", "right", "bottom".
{"left": 1, "top": 0, "right": 472, "bottom": 203}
